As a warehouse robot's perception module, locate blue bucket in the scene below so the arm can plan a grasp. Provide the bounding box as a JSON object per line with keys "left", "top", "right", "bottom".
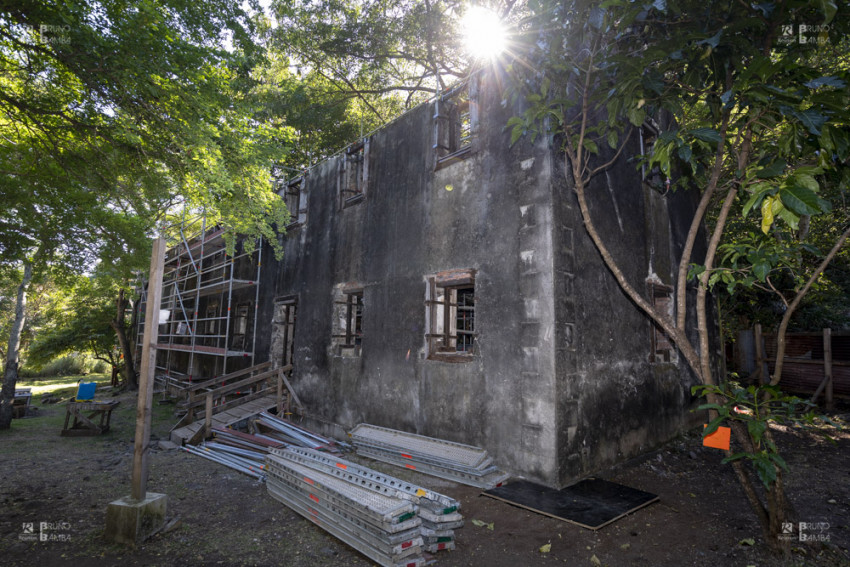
{"left": 76, "top": 381, "right": 96, "bottom": 401}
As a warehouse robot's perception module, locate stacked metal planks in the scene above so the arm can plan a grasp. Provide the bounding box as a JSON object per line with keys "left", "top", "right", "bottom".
{"left": 271, "top": 446, "right": 464, "bottom": 554}
{"left": 350, "top": 423, "right": 510, "bottom": 489}
{"left": 266, "top": 448, "right": 428, "bottom": 567}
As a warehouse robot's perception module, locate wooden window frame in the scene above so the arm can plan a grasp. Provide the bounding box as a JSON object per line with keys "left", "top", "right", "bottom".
{"left": 274, "top": 298, "right": 298, "bottom": 368}
{"left": 434, "top": 81, "right": 477, "bottom": 169}
{"left": 647, "top": 282, "right": 673, "bottom": 363}
{"left": 426, "top": 270, "right": 476, "bottom": 362}
{"left": 332, "top": 289, "right": 363, "bottom": 356}
{"left": 339, "top": 140, "right": 368, "bottom": 208}
{"left": 284, "top": 177, "right": 307, "bottom": 227}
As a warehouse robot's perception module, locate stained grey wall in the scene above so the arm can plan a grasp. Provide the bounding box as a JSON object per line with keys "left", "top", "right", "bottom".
{"left": 267, "top": 68, "right": 708, "bottom": 487}
{"left": 271, "top": 70, "right": 562, "bottom": 483}
{"left": 550, "top": 132, "right": 704, "bottom": 486}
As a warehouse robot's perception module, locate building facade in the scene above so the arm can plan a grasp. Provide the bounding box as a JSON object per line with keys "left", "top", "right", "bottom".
{"left": 148, "top": 67, "right": 710, "bottom": 488}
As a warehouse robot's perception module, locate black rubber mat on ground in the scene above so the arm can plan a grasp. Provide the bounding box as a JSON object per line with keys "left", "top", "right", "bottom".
{"left": 482, "top": 478, "right": 658, "bottom": 530}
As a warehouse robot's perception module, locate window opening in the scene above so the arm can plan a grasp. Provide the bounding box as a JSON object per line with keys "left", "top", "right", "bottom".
{"left": 284, "top": 177, "right": 308, "bottom": 226}
{"left": 275, "top": 300, "right": 297, "bottom": 368}
{"left": 340, "top": 141, "right": 367, "bottom": 207}
{"left": 332, "top": 288, "right": 363, "bottom": 356}
{"left": 647, "top": 282, "right": 673, "bottom": 362}
{"left": 434, "top": 82, "right": 476, "bottom": 167}
{"left": 426, "top": 270, "right": 476, "bottom": 360}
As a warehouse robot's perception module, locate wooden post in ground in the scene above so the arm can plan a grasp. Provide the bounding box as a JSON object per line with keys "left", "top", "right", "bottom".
{"left": 204, "top": 392, "right": 213, "bottom": 439}
{"left": 106, "top": 237, "right": 167, "bottom": 547}
{"left": 132, "top": 237, "right": 166, "bottom": 500}
{"left": 754, "top": 324, "right": 765, "bottom": 383}
{"left": 276, "top": 369, "right": 284, "bottom": 415}
{"left": 824, "top": 328, "right": 833, "bottom": 411}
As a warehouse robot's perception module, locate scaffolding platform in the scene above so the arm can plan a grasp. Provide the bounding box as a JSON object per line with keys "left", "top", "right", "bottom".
{"left": 135, "top": 211, "right": 263, "bottom": 390}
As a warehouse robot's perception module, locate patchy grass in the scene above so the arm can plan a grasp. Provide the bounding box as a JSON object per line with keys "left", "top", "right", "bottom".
{"left": 18, "top": 373, "right": 112, "bottom": 398}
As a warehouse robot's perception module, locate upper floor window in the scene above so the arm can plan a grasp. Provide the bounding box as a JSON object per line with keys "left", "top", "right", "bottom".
{"left": 434, "top": 81, "right": 477, "bottom": 168}
{"left": 340, "top": 140, "right": 368, "bottom": 208}
{"left": 283, "top": 177, "right": 307, "bottom": 227}
{"left": 426, "top": 269, "right": 476, "bottom": 361}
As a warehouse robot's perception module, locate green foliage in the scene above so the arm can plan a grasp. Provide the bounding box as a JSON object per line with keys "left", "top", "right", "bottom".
{"left": 269, "top": 0, "right": 469, "bottom": 110}
{"left": 1, "top": 0, "right": 290, "bottom": 276}
{"left": 26, "top": 271, "right": 124, "bottom": 369}
{"left": 19, "top": 354, "right": 89, "bottom": 378}
{"left": 692, "top": 381, "right": 831, "bottom": 489}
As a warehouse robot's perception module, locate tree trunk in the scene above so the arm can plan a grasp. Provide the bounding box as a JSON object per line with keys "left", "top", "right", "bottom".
{"left": 0, "top": 261, "right": 34, "bottom": 429}
{"left": 111, "top": 288, "right": 138, "bottom": 390}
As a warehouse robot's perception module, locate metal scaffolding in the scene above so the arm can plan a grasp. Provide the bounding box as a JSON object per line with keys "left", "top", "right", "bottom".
{"left": 134, "top": 211, "right": 262, "bottom": 389}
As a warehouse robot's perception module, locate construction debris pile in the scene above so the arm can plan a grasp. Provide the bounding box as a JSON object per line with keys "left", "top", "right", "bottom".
{"left": 265, "top": 446, "right": 463, "bottom": 567}
{"left": 180, "top": 426, "right": 283, "bottom": 480}
{"left": 350, "top": 423, "right": 510, "bottom": 489}
{"left": 254, "top": 411, "right": 347, "bottom": 453}
{"left": 181, "top": 415, "right": 346, "bottom": 480}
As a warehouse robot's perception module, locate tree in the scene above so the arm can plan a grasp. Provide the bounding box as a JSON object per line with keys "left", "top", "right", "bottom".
{"left": 269, "top": 0, "right": 466, "bottom": 120}
{"left": 27, "top": 273, "right": 133, "bottom": 387}
{"left": 266, "top": 0, "right": 525, "bottom": 125}
{"left": 510, "top": 0, "right": 848, "bottom": 553}
{"left": 0, "top": 0, "right": 289, "bottom": 429}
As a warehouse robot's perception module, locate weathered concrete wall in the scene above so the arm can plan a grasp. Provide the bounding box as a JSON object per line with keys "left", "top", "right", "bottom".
{"left": 550, "top": 133, "right": 703, "bottom": 486}
{"left": 271, "top": 70, "right": 562, "bottom": 484}
{"left": 268, "top": 68, "right": 710, "bottom": 488}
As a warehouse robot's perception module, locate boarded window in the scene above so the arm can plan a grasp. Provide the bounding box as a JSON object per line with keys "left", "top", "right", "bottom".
{"left": 426, "top": 269, "right": 476, "bottom": 360}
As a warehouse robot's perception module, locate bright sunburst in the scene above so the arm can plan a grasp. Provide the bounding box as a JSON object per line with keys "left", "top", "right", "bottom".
{"left": 461, "top": 6, "right": 507, "bottom": 60}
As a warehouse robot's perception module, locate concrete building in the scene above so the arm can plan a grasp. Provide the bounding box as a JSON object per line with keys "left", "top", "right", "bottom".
{"left": 150, "top": 67, "right": 708, "bottom": 488}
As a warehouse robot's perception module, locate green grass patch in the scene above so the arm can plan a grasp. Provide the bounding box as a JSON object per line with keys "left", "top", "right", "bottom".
{"left": 18, "top": 373, "right": 112, "bottom": 397}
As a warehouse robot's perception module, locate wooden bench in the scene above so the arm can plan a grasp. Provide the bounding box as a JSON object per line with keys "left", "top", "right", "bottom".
{"left": 61, "top": 400, "right": 121, "bottom": 436}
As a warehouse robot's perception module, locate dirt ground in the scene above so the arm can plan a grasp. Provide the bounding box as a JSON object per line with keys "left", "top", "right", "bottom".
{"left": 1, "top": 389, "right": 848, "bottom": 567}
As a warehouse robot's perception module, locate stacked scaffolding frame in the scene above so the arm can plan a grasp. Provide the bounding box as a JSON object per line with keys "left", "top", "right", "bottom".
{"left": 135, "top": 211, "right": 263, "bottom": 387}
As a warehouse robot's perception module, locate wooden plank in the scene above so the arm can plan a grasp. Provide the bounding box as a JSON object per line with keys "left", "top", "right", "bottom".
{"left": 186, "top": 361, "right": 272, "bottom": 393}
{"left": 133, "top": 237, "right": 166, "bottom": 500}
{"left": 172, "top": 394, "right": 278, "bottom": 445}
{"left": 279, "top": 369, "right": 304, "bottom": 413}
{"left": 825, "top": 328, "right": 833, "bottom": 410}
{"left": 204, "top": 393, "right": 213, "bottom": 439}
{"left": 754, "top": 323, "right": 765, "bottom": 383}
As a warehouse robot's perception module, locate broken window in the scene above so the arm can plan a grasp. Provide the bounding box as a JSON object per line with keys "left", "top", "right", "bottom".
{"left": 339, "top": 140, "right": 368, "bottom": 207}
{"left": 426, "top": 269, "right": 476, "bottom": 360}
{"left": 205, "top": 302, "right": 219, "bottom": 347}
{"left": 647, "top": 282, "right": 674, "bottom": 363}
{"left": 283, "top": 177, "right": 308, "bottom": 226}
{"left": 640, "top": 121, "right": 666, "bottom": 190}
{"left": 274, "top": 298, "right": 297, "bottom": 368}
{"left": 231, "top": 303, "right": 251, "bottom": 350}
{"left": 332, "top": 287, "right": 363, "bottom": 356}
{"left": 434, "top": 81, "right": 477, "bottom": 168}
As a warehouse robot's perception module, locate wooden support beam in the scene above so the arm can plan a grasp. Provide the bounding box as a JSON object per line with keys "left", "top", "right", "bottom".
{"left": 276, "top": 371, "right": 284, "bottom": 415}
{"left": 204, "top": 392, "right": 213, "bottom": 439}
{"left": 132, "top": 238, "right": 166, "bottom": 501}
{"left": 753, "top": 323, "right": 765, "bottom": 383}
{"left": 824, "top": 328, "right": 833, "bottom": 411}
